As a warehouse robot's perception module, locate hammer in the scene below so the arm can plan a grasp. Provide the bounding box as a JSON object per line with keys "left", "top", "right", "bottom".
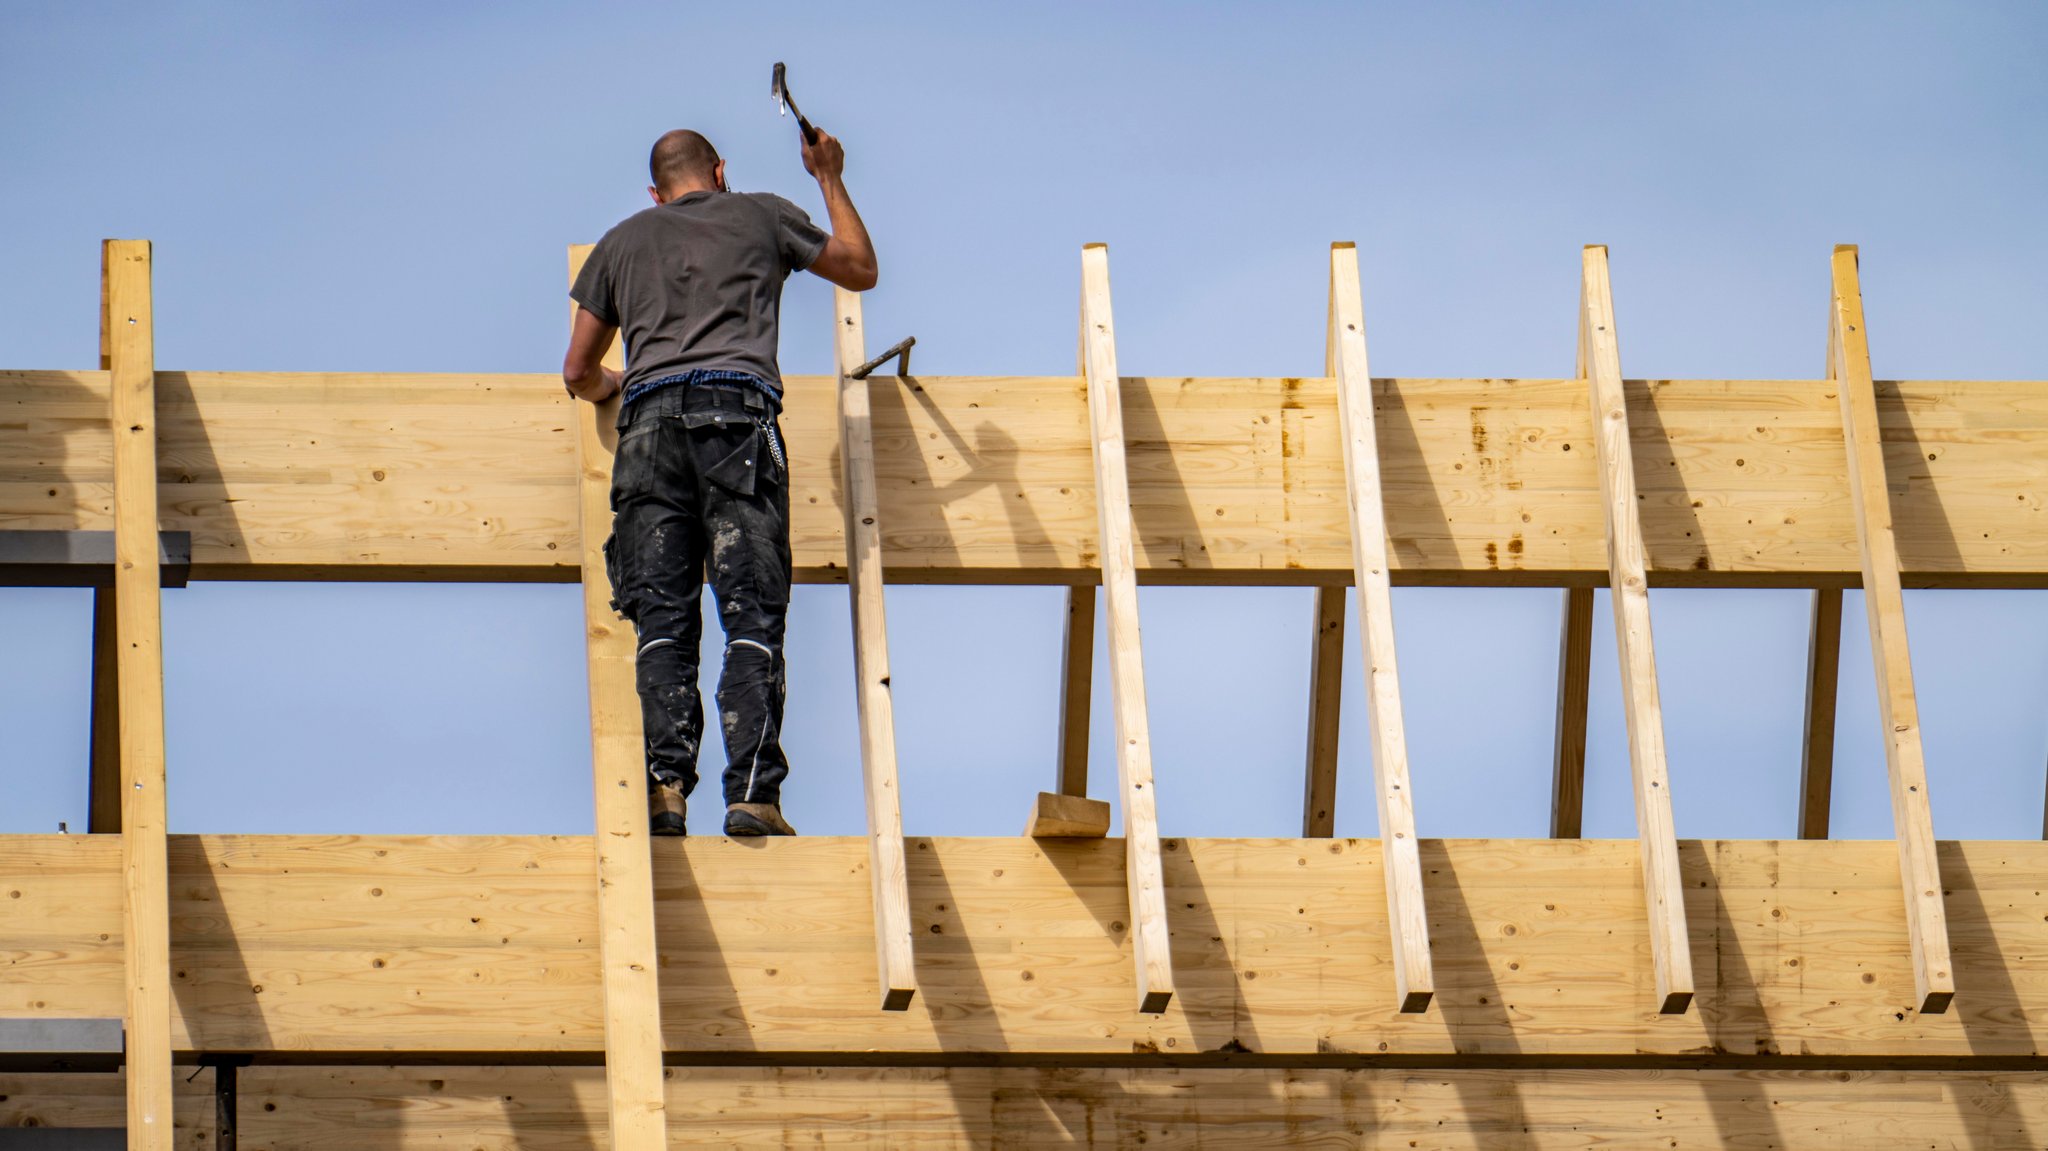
{"left": 770, "top": 62, "right": 819, "bottom": 147}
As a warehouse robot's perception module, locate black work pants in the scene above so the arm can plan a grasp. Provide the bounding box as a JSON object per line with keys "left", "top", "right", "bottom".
{"left": 605, "top": 382, "right": 792, "bottom": 806}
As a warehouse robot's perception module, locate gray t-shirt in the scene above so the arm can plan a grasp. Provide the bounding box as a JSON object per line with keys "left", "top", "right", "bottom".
{"left": 571, "top": 190, "right": 827, "bottom": 397}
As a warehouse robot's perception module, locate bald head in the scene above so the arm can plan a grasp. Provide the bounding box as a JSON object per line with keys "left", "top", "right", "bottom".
{"left": 649, "top": 130, "right": 721, "bottom": 197}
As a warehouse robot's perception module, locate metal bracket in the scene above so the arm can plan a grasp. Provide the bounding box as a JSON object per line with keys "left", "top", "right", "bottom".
{"left": 0, "top": 1017, "right": 124, "bottom": 1073}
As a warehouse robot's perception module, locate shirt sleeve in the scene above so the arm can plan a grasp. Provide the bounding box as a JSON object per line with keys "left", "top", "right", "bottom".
{"left": 768, "top": 195, "right": 829, "bottom": 275}
{"left": 568, "top": 234, "right": 619, "bottom": 326}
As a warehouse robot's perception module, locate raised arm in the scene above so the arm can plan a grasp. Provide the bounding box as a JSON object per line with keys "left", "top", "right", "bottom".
{"left": 562, "top": 306, "right": 622, "bottom": 403}
{"left": 800, "top": 127, "right": 878, "bottom": 292}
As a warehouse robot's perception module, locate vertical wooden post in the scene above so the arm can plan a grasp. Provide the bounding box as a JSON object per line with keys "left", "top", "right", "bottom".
{"left": 1798, "top": 587, "right": 1845, "bottom": 840}
{"left": 1055, "top": 584, "right": 1097, "bottom": 797}
{"left": 90, "top": 255, "right": 124, "bottom": 835}
{"left": 1328, "top": 243, "right": 1433, "bottom": 1013}
{"left": 1550, "top": 586, "right": 1595, "bottom": 838}
{"left": 1579, "top": 245, "right": 1694, "bottom": 1015}
{"left": 1828, "top": 245, "right": 1954, "bottom": 1014}
{"left": 566, "top": 246, "right": 667, "bottom": 1151}
{"left": 104, "top": 238, "right": 175, "bottom": 1149}
{"left": 832, "top": 287, "right": 919, "bottom": 1012}
{"left": 1078, "top": 244, "right": 1174, "bottom": 1014}
{"left": 1300, "top": 586, "right": 1345, "bottom": 838}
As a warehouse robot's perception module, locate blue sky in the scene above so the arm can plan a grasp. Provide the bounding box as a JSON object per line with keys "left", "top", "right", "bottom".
{"left": 3, "top": 1, "right": 2045, "bottom": 841}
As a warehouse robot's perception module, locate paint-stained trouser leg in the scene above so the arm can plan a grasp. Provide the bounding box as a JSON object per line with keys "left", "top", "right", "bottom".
{"left": 607, "top": 416, "right": 708, "bottom": 795}
{"left": 702, "top": 434, "right": 793, "bottom": 807}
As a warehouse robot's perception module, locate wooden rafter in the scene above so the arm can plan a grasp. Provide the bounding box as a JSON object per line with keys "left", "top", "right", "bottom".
{"left": 1579, "top": 245, "right": 1694, "bottom": 1015}
{"left": 1078, "top": 244, "right": 1174, "bottom": 1014}
{"left": 1798, "top": 587, "right": 1845, "bottom": 839}
{"left": 1300, "top": 586, "right": 1345, "bottom": 838}
{"left": 104, "top": 238, "right": 175, "bottom": 1149}
{"left": 831, "top": 287, "right": 920, "bottom": 1012}
{"left": 1328, "top": 243, "right": 1432, "bottom": 1012}
{"left": 565, "top": 246, "right": 667, "bottom": 1151}
{"left": 1549, "top": 586, "right": 1595, "bottom": 838}
{"left": 1827, "top": 245, "right": 1954, "bottom": 1015}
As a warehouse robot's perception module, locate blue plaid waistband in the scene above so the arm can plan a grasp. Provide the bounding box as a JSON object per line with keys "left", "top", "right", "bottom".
{"left": 621, "top": 369, "right": 779, "bottom": 408}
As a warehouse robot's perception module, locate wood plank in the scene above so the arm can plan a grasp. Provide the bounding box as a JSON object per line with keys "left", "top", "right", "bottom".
{"left": 20, "top": 1065, "right": 2048, "bottom": 1150}
{"left": 1023, "top": 791, "right": 1111, "bottom": 838}
{"left": 1799, "top": 587, "right": 1845, "bottom": 839}
{"left": 565, "top": 246, "right": 667, "bottom": 1151}
{"left": 6, "top": 368, "right": 2048, "bottom": 586}
{"left": 1078, "top": 244, "right": 1174, "bottom": 1015}
{"left": 1300, "top": 586, "right": 1345, "bottom": 837}
{"left": 4, "top": 834, "right": 2048, "bottom": 1060}
{"left": 87, "top": 583, "right": 121, "bottom": 833}
{"left": 103, "top": 238, "right": 177, "bottom": 1151}
{"left": 1328, "top": 244, "right": 1432, "bottom": 1013}
{"left": 1549, "top": 586, "right": 1595, "bottom": 838}
{"left": 1828, "top": 245, "right": 1954, "bottom": 1015}
{"left": 832, "top": 287, "right": 919, "bottom": 1013}
{"left": 1054, "top": 584, "right": 1096, "bottom": 797}
{"left": 1579, "top": 246, "right": 1694, "bottom": 1015}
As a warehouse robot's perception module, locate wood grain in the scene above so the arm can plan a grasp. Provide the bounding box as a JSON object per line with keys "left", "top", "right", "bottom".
{"left": 6, "top": 369, "right": 2047, "bottom": 585}
{"left": 567, "top": 246, "right": 668, "bottom": 1150}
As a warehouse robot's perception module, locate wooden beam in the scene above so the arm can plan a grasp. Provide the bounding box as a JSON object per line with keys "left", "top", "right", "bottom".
{"left": 1798, "top": 587, "right": 1845, "bottom": 839}
{"left": 1023, "top": 791, "right": 1112, "bottom": 838}
{"left": 1828, "top": 245, "right": 1954, "bottom": 1015}
{"left": 1327, "top": 244, "right": 1432, "bottom": 1013}
{"left": 1579, "top": 245, "right": 1694, "bottom": 1015}
{"left": 565, "top": 246, "right": 667, "bottom": 1151}
{"left": 1078, "top": 244, "right": 1174, "bottom": 1015}
{"left": 88, "top": 245, "right": 122, "bottom": 835}
{"left": 104, "top": 237, "right": 176, "bottom": 1149}
{"left": 3, "top": 833, "right": 2046, "bottom": 1061}
{"left": 1300, "top": 586, "right": 1345, "bottom": 837}
{"left": 1054, "top": 584, "right": 1096, "bottom": 798}
{"left": 10, "top": 368, "right": 2048, "bottom": 587}
{"left": 1549, "top": 586, "right": 1595, "bottom": 838}
{"left": 831, "top": 288, "right": 920, "bottom": 1013}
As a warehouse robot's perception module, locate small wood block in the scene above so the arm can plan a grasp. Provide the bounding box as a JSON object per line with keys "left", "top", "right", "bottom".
{"left": 1024, "top": 792, "right": 1112, "bottom": 838}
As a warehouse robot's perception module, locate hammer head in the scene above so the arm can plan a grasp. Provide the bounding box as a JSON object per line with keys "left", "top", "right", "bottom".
{"left": 771, "top": 61, "right": 790, "bottom": 117}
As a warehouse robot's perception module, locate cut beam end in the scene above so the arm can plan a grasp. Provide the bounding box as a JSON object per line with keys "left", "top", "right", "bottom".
{"left": 1659, "top": 990, "right": 1695, "bottom": 1016}
{"left": 1024, "top": 792, "right": 1111, "bottom": 838}
{"left": 880, "top": 987, "right": 917, "bottom": 1013}
{"left": 1137, "top": 989, "right": 1173, "bottom": 1016}
{"left": 1398, "top": 989, "right": 1434, "bottom": 1015}
{"left": 1919, "top": 989, "right": 1954, "bottom": 1016}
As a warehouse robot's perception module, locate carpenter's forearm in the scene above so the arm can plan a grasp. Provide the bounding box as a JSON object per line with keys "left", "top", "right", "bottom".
{"left": 817, "top": 175, "right": 877, "bottom": 282}
{"left": 564, "top": 364, "right": 622, "bottom": 403}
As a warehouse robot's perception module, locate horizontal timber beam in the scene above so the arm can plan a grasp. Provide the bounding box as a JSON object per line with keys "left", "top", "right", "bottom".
{"left": 5, "top": 369, "right": 2046, "bottom": 587}
{"left": 2, "top": 834, "right": 2044, "bottom": 1064}
{"left": 9, "top": 1066, "right": 2048, "bottom": 1148}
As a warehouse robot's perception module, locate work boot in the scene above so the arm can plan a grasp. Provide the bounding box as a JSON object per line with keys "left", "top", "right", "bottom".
{"left": 649, "top": 780, "right": 687, "bottom": 837}
{"left": 724, "top": 802, "right": 797, "bottom": 837}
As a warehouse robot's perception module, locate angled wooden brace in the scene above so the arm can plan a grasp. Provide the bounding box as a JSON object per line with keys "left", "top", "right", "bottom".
{"left": 1327, "top": 243, "right": 1434, "bottom": 1013}
{"left": 833, "top": 288, "right": 921, "bottom": 1011}
{"left": 1078, "top": 244, "right": 1175, "bottom": 1014}
{"left": 1579, "top": 245, "right": 1695, "bottom": 1015}
{"left": 104, "top": 238, "right": 177, "bottom": 1150}
{"left": 566, "top": 246, "right": 668, "bottom": 1151}
{"left": 1550, "top": 586, "right": 1596, "bottom": 838}
{"left": 1798, "top": 587, "right": 1845, "bottom": 840}
{"left": 1300, "top": 584, "right": 1345, "bottom": 838}
{"left": 1827, "top": 245, "right": 1954, "bottom": 1014}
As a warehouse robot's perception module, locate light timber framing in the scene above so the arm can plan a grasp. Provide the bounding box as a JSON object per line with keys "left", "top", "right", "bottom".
{"left": 1079, "top": 244, "right": 1174, "bottom": 1015}
{"left": 104, "top": 238, "right": 176, "bottom": 1151}
{"left": 1300, "top": 586, "right": 1345, "bottom": 837}
{"left": 9, "top": 368, "right": 2048, "bottom": 586}
{"left": 832, "top": 287, "right": 920, "bottom": 1012}
{"left": 1799, "top": 587, "right": 1845, "bottom": 839}
{"left": 1054, "top": 583, "right": 1096, "bottom": 798}
{"left": 1549, "top": 586, "right": 1595, "bottom": 838}
{"left": 1579, "top": 245, "right": 1694, "bottom": 1015}
{"left": 1828, "top": 245, "right": 1954, "bottom": 1015}
{"left": 1328, "top": 243, "right": 1432, "bottom": 1013}
{"left": 565, "top": 246, "right": 668, "bottom": 1151}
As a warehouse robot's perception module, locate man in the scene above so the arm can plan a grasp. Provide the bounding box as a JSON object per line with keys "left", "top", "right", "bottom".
{"left": 562, "top": 126, "right": 876, "bottom": 837}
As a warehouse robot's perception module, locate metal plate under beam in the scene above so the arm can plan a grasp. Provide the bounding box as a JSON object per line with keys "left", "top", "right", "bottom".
{"left": 0, "top": 1018, "right": 125, "bottom": 1073}
{"left": 0, "top": 531, "right": 191, "bottom": 588}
